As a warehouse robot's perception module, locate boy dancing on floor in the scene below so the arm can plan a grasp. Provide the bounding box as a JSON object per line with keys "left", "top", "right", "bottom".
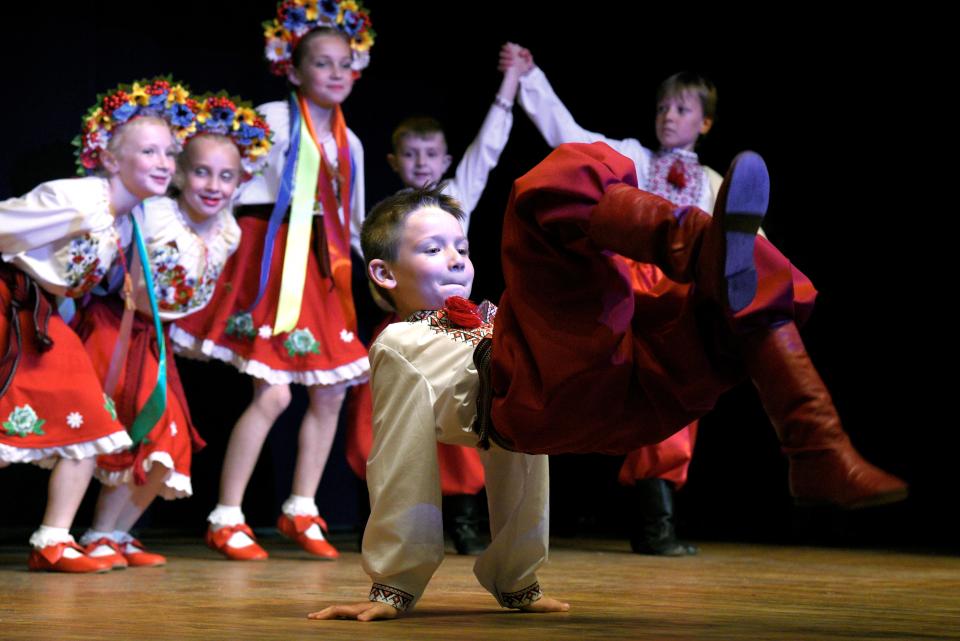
{"left": 311, "top": 143, "right": 906, "bottom": 621}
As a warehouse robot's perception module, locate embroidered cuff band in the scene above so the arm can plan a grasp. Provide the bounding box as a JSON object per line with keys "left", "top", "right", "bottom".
{"left": 369, "top": 583, "right": 414, "bottom": 611}
{"left": 499, "top": 581, "right": 543, "bottom": 609}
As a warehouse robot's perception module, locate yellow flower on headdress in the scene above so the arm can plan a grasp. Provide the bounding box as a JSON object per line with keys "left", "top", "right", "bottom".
{"left": 129, "top": 83, "right": 151, "bottom": 106}
{"left": 264, "top": 22, "right": 287, "bottom": 39}
{"left": 305, "top": 3, "right": 319, "bottom": 21}
{"left": 353, "top": 30, "right": 373, "bottom": 52}
{"left": 248, "top": 137, "right": 271, "bottom": 159}
{"left": 235, "top": 107, "right": 258, "bottom": 128}
{"left": 167, "top": 85, "right": 190, "bottom": 106}
{"left": 195, "top": 104, "right": 211, "bottom": 125}
{"left": 176, "top": 122, "right": 197, "bottom": 142}
{"left": 87, "top": 108, "right": 110, "bottom": 131}
{"left": 338, "top": 0, "right": 359, "bottom": 20}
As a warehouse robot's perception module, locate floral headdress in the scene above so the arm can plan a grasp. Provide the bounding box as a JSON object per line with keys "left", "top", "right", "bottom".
{"left": 74, "top": 77, "right": 198, "bottom": 175}
{"left": 263, "top": 0, "right": 375, "bottom": 77}
{"left": 189, "top": 93, "right": 273, "bottom": 179}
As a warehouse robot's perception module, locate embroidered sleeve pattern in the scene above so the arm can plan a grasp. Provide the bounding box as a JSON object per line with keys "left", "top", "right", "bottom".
{"left": 369, "top": 583, "right": 414, "bottom": 611}
{"left": 499, "top": 581, "right": 543, "bottom": 609}
{"left": 61, "top": 234, "right": 108, "bottom": 298}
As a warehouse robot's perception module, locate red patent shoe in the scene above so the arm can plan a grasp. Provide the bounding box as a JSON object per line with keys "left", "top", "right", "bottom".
{"left": 28, "top": 542, "right": 112, "bottom": 573}
{"left": 205, "top": 523, "right": 268, "bottom": 561}
{"left": 123, "top": 538, "right": 167, "bottom": 567}
{"left": 277, "top": 514, "right": 339, "bottom": 559}
{"left": 83, "top": 537, "right": 129, "bottom": 570}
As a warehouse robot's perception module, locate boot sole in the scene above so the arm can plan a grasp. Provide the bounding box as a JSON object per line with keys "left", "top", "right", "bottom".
{"left": 793, "top": 487, "right": 909, "bottom": 510}
{"left": 718, "top": 152, "right": 769, "bottom": 312}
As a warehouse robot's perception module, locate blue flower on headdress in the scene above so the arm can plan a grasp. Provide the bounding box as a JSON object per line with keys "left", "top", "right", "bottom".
{"left": 168, "top": 103, "right": 196, "bottom": 127}
{"left": 112, "top": 102, "right": 138, "bottom": 124}
{"left": 283, "top": 6, "right": 308, "bottom": 31}
{"left": 148, "top": 93, "right": 167, "bottom": 109}
{"left": 207, "top": 106, "right": 235, "bottom": 134}
{"left": 341, "top": 10, "right": 363, "bottom": 36}
{"left": 318, "top": 0, "right": 339, "bottom": 20}
{"left": 236, "top": 123, "right": 265, "bottom": 146}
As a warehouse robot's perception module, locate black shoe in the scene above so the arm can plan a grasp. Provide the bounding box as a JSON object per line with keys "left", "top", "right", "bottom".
{"left": 443, "top": 493, "right": 487, "bottom": 555}
{"left": 629, "top": 479, "right": 698, "bottom": 556}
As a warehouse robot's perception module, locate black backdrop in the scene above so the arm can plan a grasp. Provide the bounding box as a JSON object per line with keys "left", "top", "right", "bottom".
{"left": 1, "top": 3, "right": 949, "bottom": 549}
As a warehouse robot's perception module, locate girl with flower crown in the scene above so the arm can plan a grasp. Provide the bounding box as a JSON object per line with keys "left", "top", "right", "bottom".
{"left": 170, "top": 0, "right": 374, "bottom": 561}
{"left": 68, "top": 94, "right": 272, "bottom": 569}
{"left": 0, "top": 78, "right": 190, "bottom": 573}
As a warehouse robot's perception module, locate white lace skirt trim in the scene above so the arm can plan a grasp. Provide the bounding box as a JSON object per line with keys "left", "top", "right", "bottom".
{"left": 0, "top": 430, "right": 132, "bottom": 469}
{"left": 169, "top": 325, "right": 369, "bottom": 388}
{"left": 93, "top": 451, "right": 192, "bottom": 499}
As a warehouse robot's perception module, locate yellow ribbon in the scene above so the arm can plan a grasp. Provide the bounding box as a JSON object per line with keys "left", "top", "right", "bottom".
{"left": 273, "top": 113, "right": 320, "bottom": 334}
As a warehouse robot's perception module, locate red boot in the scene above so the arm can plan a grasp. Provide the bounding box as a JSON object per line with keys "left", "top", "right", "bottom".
{"left": 742, "top": 322, "right": 908, "bottom": 508}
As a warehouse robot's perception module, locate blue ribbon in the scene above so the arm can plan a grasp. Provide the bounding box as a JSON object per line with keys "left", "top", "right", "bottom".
{"left": 246, "top": 92, "right": 302, "bottom": 314}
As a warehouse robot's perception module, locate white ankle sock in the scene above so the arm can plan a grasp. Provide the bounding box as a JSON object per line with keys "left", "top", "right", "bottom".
{"left": 208, "top": 504, "right": 254, "bottom": 548}
{"left": 281, "top": 494, "right": 319, "bottom": 517}
{"left": 111, "top": 530, "right": 143, "bottom": 554}
{"left": 30, "top": 526, "right": 81, "bottom": 558}
{"left": 281, "top": 495, "right": 325, "bottom": 540}
{"left": 78, "top": 529, "right": 115, "bottom": 546}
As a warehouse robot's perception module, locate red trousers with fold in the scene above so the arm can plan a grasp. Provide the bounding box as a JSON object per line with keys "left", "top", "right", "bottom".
{"left": 490, "top": 143, "right": 816, "bottom": 455}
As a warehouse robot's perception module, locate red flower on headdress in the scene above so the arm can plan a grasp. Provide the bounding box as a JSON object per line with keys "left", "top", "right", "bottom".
{"left": 667, "top": 158, "right": 687, "bottom": 190}
{"left": 444, "top": 296, "right": 483, "bottom": 329}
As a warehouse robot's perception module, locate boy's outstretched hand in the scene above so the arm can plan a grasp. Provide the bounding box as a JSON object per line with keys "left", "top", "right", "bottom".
{"left": 308, "top": 602, "right": 400, "bottom": 622}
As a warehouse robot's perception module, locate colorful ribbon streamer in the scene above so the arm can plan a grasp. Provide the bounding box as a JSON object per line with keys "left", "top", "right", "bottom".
{"left": 273, "top": 104, "right": 322, "bottom": 334}
{"left": 126, "top": 211, "right": 167, "bottom": 445}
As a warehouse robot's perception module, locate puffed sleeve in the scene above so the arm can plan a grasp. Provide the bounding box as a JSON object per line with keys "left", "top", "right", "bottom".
{"left": 0, "top": 177, "right": 113, "bottom": 256}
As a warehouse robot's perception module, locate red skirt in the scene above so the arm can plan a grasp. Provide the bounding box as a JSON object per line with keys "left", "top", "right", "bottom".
{"left": 490, "top": 143, "right": 817, "bottom": 455}
{"left": 171, "top": 214, "right": 368, "bottom": 387}
{"left": 0, "top": 266, "right": 130, "bottom": 466}
{"left": 72, "top": 299, "right": 204, "bottom": 498}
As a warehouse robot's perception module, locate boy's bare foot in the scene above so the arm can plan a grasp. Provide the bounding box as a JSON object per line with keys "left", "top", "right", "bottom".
{"left": 307, "top": 602, "right": 400, "bottom": 622}
{"left": 520, "top": 596, "right": 571, "bottom": 613}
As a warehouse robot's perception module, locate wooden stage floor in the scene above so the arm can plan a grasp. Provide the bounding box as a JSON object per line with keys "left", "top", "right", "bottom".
{"left": 1, "top": 536, "right": 957, "bottom": 640}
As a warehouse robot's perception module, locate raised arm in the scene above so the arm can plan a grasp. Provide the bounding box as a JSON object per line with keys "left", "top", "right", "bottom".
{"left": 447, "top": 44, "right": 525, "bottom": 226}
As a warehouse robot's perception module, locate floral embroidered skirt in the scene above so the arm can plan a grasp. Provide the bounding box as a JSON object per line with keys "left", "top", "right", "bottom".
{"left": 0, "top": 267, "right": 131, "bottom": 466}
{"left": 72, "top": 298, "right": 203, "bottom": 498}
{"left": 170, "top": 215, "right": 369, "bottom": 388}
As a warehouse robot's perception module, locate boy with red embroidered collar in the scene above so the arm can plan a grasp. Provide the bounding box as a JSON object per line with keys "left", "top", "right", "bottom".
{"left": 346, "top": 46, "right": 528, "bottom": 556}
{"left": 311, "top": 143, "right": 906, "bottom": 621}
{"left": 310, "top": 187, "right": 567, "bottom": 621}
